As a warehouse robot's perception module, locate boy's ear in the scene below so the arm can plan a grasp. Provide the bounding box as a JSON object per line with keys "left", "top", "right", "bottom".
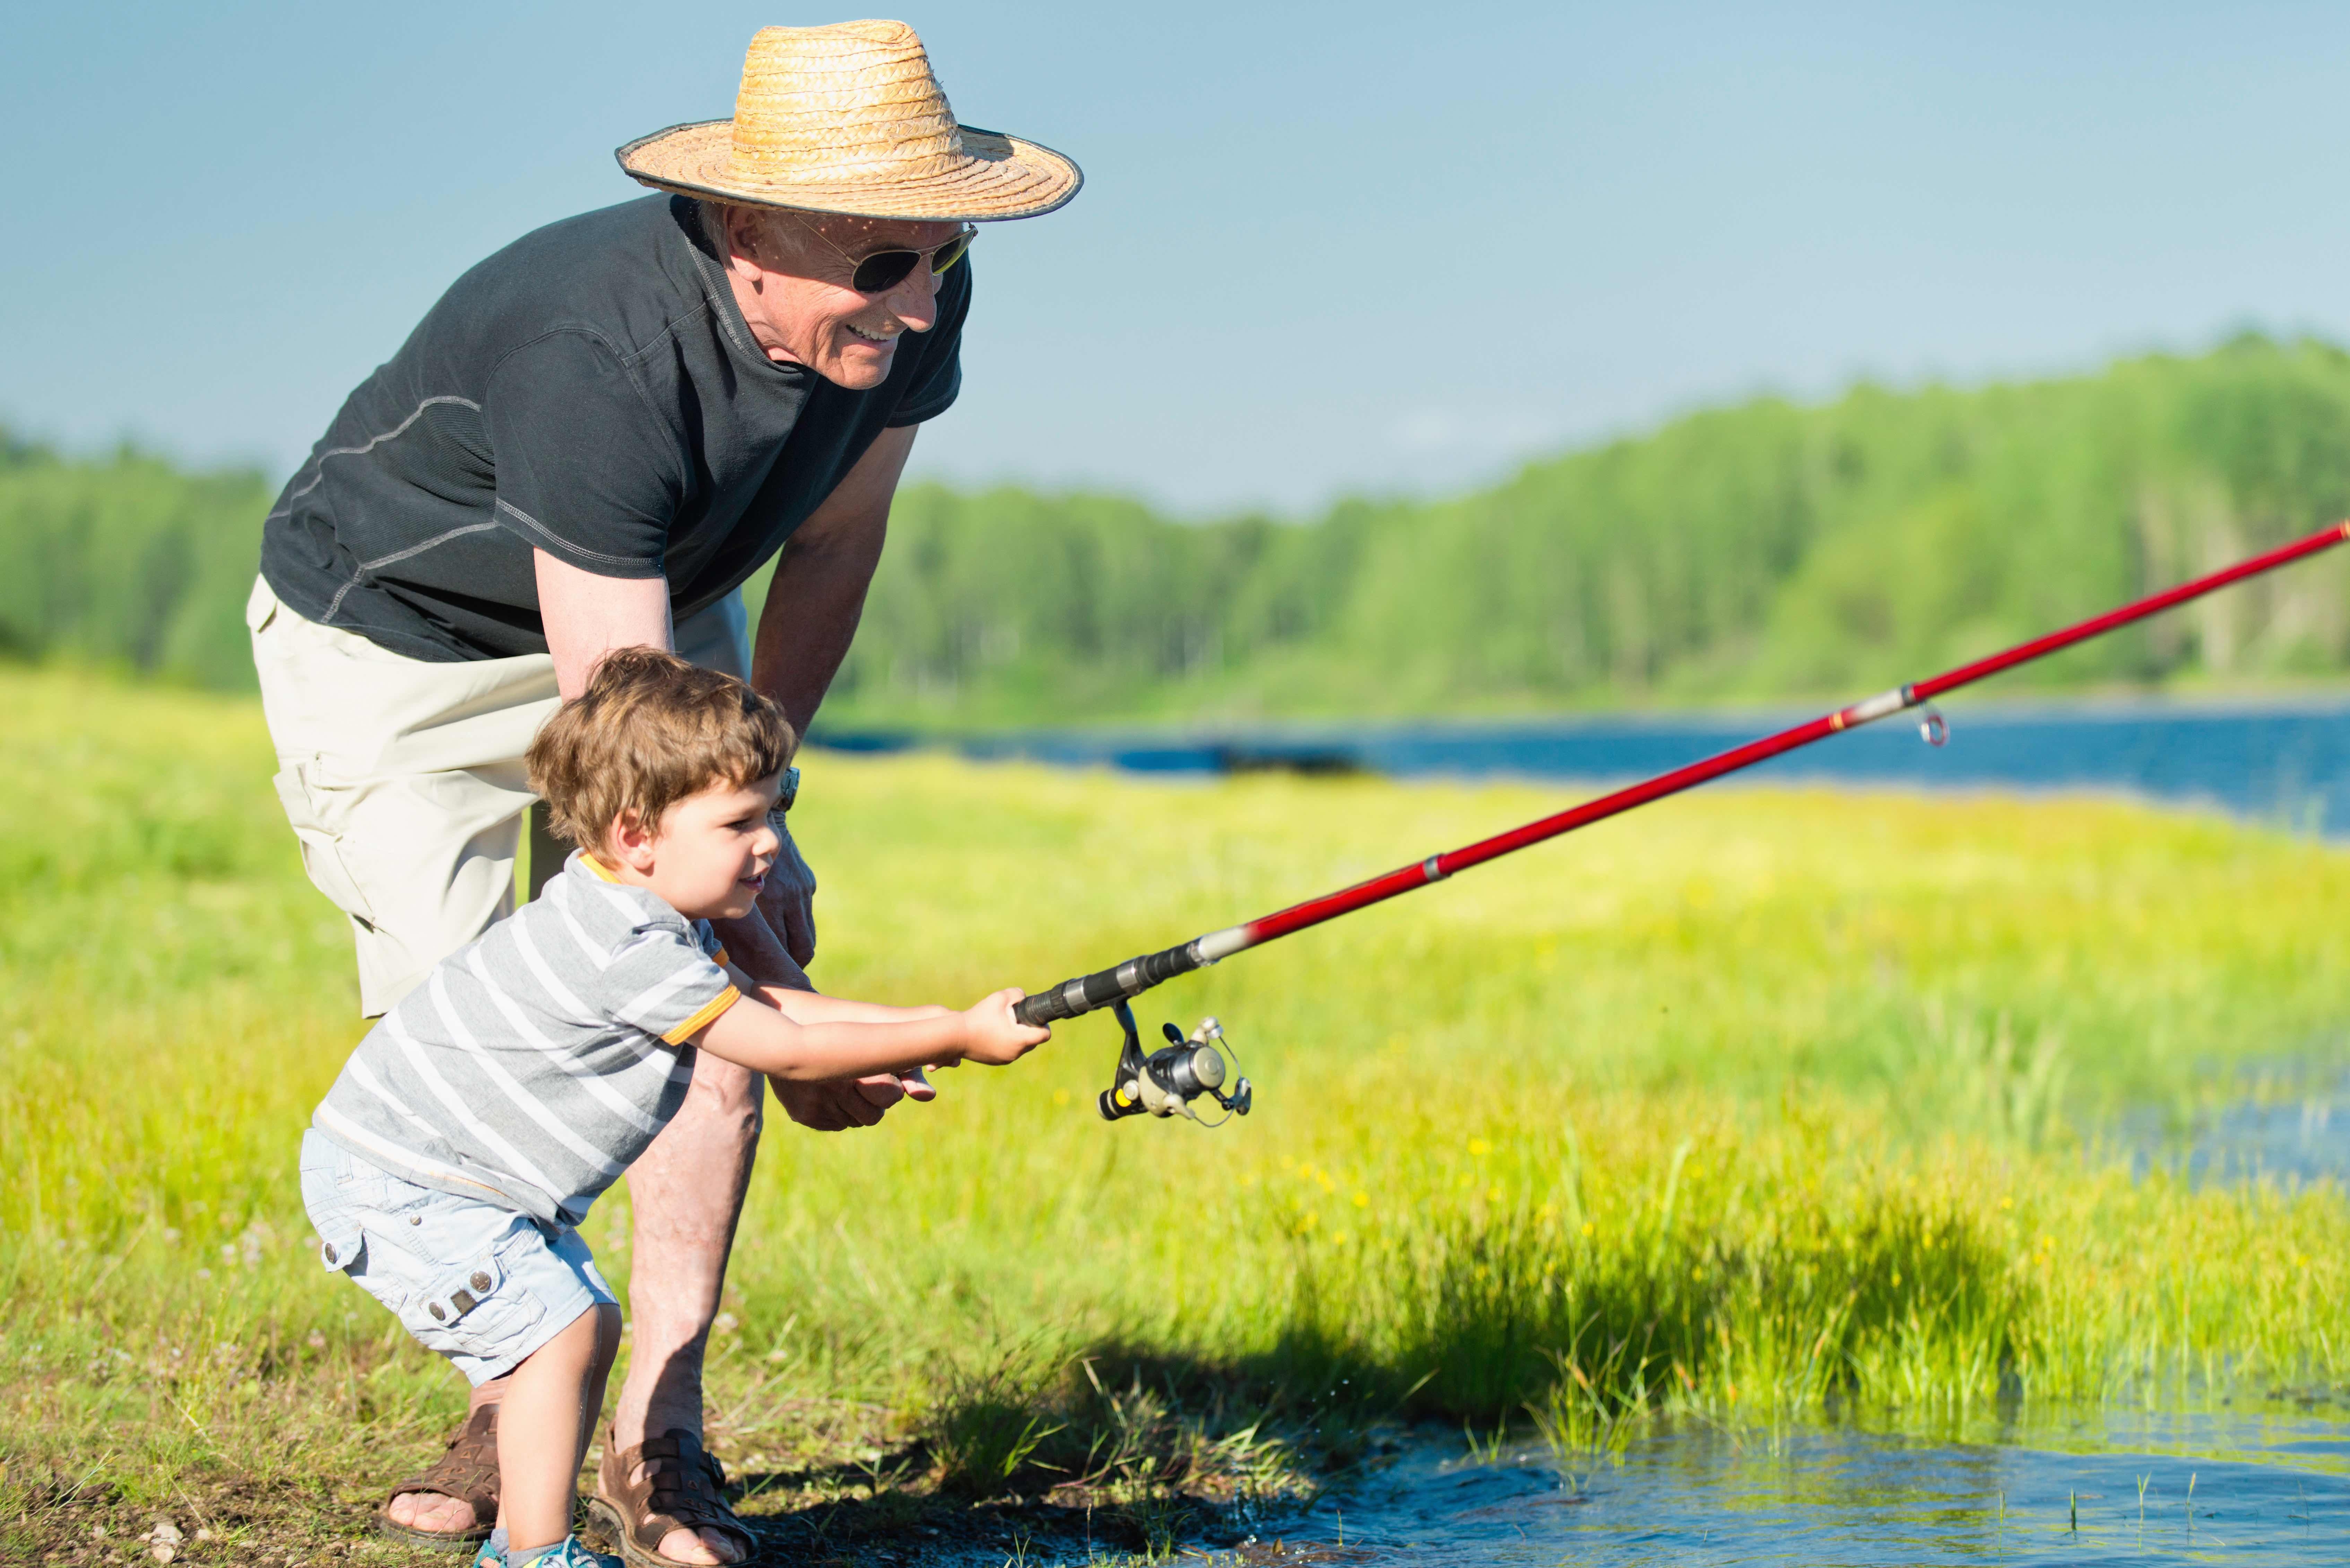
{"left": 610, "top": 807, "right": 659, "bottom": 871}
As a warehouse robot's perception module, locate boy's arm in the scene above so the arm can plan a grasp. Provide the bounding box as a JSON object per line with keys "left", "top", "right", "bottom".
{"left": 688, "top": 980, "right": 1048, "bottom": 1082}
{"left": 707, "top": 908, "right": 920, "bottom": 1125}
{"left": 735, "top": 971, "right": 954, "bottom": 1028}
{"left": 730, "top": 967, "right": 954, "bottom": 1099}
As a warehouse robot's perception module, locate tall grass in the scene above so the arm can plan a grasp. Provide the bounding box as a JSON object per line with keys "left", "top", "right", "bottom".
{"left": 2, "top": 667, "right": 2347, "bottom": 1541}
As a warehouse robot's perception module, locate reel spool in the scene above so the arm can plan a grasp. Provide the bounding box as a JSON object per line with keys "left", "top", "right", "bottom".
{"left": 1097, "top": 999, "right": 1254, "bottom": 1125}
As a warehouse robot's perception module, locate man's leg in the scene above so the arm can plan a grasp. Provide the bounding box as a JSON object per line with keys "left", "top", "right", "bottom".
{"left": 593, "top": 589, "right": 762, "bottom": 1565}
{"left": 602, "top": 1055, "right": 764, "bottom": 1566}
{"left": 248, "top": 577, "right": 557, "bottom": 1016}
{"left": 248, "top": 577, "right": 557, "bottom": 1539}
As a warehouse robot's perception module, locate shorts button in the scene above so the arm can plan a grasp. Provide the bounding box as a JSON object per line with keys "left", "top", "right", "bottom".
{"left": 429, "top": 1303, "right": 447, "bottom": 1321}
{"left": 470, "top": 1271, "right": 492, "bottom": 1292}
{"left": 322, "top": 1244, "right": 338, "bottom": 1264}
{"left": 409, "top": 1215, "right": 422, "bottom": 1226}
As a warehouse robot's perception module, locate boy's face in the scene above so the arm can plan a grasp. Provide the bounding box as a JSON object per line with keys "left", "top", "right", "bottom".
{"left": 617, "top": 772, "right": 783, "bottom": 921}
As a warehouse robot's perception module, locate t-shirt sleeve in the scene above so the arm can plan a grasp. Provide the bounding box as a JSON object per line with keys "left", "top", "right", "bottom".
{"left": 884, "top": 258, "right": 971, "bottom": 428}
{"left": 598, "top": 923, "right": 741, "bottom": 1046}
{"left": 483, "top": 331, "right": 684, "bottom": 579}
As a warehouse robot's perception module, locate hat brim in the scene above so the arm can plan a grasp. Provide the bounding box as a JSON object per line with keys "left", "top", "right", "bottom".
{"left": 616, "top": 120, "right": 1081, "bottom": 222}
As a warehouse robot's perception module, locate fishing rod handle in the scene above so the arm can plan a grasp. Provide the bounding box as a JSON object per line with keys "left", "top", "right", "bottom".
{"left": 1015, "top": 939, "right": 1205, "bottom": 1026}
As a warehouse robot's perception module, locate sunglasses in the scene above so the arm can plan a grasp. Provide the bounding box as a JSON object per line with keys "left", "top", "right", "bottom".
{"left": 791, "top": 214, "right": 977, "bottom": 294}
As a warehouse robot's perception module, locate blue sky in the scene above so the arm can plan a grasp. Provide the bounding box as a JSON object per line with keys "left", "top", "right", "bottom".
{"left": 5, "top": 2, "right": 2349, "bottom": 513}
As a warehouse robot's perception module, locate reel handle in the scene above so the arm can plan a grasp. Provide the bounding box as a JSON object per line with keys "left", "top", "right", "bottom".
{"left": 1015, "top": 939, "right": 1205, "bottom": 1026}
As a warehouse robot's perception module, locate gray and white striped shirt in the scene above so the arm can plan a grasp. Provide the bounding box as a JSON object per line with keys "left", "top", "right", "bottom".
{"left": 312, "top": 851, "right": 740, "bottom": 1225}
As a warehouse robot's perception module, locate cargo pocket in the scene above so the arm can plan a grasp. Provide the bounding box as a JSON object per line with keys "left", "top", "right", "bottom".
{"left": 298, "top": 1135, "right": 373, "bottom": 1271}
{"left": 244, "top": 577, "right": 279, "bottom": 635}
{"left": 314, "top": 1221, "right": 366, "bottom": 1274}
{"left": 271, "top": 757, "right": 379, "bottom": 931}
{"left": 399, "top": 1250, "right": 543, "bottom": 1358}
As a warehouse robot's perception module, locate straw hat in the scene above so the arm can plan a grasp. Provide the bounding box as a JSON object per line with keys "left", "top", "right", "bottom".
{"left": 617, "top": 20, "right": 1081, "bottom": 222}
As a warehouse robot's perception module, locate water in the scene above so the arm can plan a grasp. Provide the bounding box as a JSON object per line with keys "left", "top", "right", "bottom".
{"left": 816, "top": 700, "right": 2350, "bottom": 1561}
{"left": 2115, "top": 1077, "right": 2350, "bottom": 1187}
{"left": 1205, "top": 1416, "right": 2350, "bottom": 1565}
{"left": 816, "top": 696, "right": 2350, "bottom": 834}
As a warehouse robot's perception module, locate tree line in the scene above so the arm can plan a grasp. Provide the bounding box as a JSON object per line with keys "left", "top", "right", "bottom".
{"left": 10, "top": 334, "right": 2350, "bottom": 722}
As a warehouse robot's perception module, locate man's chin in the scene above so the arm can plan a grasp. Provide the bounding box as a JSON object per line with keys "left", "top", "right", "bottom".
{"left": 824, "top": 338, "right": 899, "bottom": 387}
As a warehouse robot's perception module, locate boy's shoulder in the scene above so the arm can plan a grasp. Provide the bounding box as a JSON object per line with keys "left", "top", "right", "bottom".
{"left": 532, "top": 852, "right": 719, "bottom": 957}
{"left": 492, "top": 854, "right": 734, "bottom": 1043}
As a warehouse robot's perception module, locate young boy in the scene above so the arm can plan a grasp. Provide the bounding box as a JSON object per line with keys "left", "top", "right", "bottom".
{"left": 300, "top": 647, "right": 1050, "bottom": 1568}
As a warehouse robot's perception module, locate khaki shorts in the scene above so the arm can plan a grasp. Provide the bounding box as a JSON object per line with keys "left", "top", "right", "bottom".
{"left": 248, "top": 576, "right": 749, "bottom": 1017}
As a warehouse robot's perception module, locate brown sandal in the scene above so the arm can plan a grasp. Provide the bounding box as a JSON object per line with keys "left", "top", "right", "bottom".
{"left": 587, "top": 1427, "right": 757, "bottom": 1568}
{"left": 374, "top": 1402, "right": 500, "bottom": 1551}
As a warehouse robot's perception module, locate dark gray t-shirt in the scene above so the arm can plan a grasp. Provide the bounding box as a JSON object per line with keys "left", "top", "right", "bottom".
{"left": 259, "top": 194, "right": 966, "bottom": 662}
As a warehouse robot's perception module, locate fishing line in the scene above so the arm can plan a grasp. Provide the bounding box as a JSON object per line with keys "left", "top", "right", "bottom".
{"left": 1012, "top": 520, "right": 2350, "bottom": 1123}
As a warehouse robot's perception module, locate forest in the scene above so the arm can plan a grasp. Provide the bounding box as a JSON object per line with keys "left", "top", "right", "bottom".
{"left": 9, "top": 333, "right": 2350, "bottom": 722}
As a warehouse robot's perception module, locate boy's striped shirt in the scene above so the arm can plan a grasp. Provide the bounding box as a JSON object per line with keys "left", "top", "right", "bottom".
{"left": 312, "top": 852, "right": 739, "bottom": 1224}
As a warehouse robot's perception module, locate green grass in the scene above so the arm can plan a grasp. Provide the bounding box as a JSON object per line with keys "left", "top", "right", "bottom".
{"left": 3, "top": 663, "right": 2348, "bottom": 1561}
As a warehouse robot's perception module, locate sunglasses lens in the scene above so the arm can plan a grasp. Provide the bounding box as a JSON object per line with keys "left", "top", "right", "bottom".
{"left": 930, "top": 231, "right": 973, "bottom": 274}
{"left": 848, "top": 231, "right": 973, "bottom": 292}
{"left": 851, "top": 250, "right": 920, "bottom": 294}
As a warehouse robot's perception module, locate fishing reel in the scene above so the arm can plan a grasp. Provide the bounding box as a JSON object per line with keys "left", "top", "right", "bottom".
{"left": 1098, "top": 999, "right": 1253, "bottom": 1126}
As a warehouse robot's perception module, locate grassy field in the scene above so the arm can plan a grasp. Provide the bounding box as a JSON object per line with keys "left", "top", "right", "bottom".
{"left": 4, "top": 664, "right": 2349, "bottom": 1562}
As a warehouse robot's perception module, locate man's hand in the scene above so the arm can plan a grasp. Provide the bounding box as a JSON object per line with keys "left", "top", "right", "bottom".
{"left": 756, "top": 814, "right": 818, "bottom": 968}
{"left": 770, "top": 1070, "right": 933, "bottom": 1131}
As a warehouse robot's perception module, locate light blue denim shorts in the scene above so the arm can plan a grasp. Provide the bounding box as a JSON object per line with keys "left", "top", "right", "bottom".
{"left": 298, "top": 1128, "right": 616, "bottom": 1385}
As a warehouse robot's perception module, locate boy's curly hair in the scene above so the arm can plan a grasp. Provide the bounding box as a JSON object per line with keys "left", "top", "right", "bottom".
{"left": 526, "top": 646, "right": 796, "bottom": 854}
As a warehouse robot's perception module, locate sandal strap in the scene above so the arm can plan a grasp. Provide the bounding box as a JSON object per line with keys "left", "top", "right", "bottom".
{"left": 385, "top": 1403, "right": 501, "bottom": 1526}
{"left": 598, "top": 1428, "right": 753, "bottom": 1561}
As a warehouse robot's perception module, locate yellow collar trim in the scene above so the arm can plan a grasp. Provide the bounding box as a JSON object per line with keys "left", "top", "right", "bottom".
{"left": 577, "top": 851, "right": 622, "bottom": 883}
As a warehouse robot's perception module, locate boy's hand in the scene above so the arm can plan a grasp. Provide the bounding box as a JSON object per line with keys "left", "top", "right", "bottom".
{"left": 960, "top": 988, "right": 1052, "bottom": 1066}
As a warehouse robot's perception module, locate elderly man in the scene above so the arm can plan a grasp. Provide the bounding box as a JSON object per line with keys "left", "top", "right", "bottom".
{"left": 251, "top": 23, "right": 1076, "bottom": 1566}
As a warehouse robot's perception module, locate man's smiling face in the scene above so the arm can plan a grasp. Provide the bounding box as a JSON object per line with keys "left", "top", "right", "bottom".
{"left": 714, "top": 203, "right": 962, "bottom": 389}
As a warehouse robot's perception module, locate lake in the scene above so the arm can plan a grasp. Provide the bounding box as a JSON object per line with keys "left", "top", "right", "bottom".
{"left": 815, "top": 696, "right": 2350, "bottom": 835}
{"left": 1216, "top": 1417, "right": 2350, "bottom": 1566}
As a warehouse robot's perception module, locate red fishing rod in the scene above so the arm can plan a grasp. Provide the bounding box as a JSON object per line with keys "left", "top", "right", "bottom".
{"left": 1014, "top": 520, "right": 2350, "bottom": 1123}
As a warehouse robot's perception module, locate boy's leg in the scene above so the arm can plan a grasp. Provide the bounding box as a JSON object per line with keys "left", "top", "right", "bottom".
{"left": 263, "top": 581, "right": 766, "bottom": 1547}
{"left": 301, "top": 1132, "right": 622, "bottom": 1548}
{"left": 498, "top": 1302, "right": 624, "bottom": 1555}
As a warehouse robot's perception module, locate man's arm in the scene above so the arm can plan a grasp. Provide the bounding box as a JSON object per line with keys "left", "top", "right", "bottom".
{"left": 744, "top": 423, "right": 916, "bottom": 961}
{"left": 735, "top": 424, "right": 919, "bottom": 1127}
{"left": 535, "top": 553, "right": 673, "bottom": 700}
{"left": 751, "top": 423, "right": 913, "bottom": 732}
